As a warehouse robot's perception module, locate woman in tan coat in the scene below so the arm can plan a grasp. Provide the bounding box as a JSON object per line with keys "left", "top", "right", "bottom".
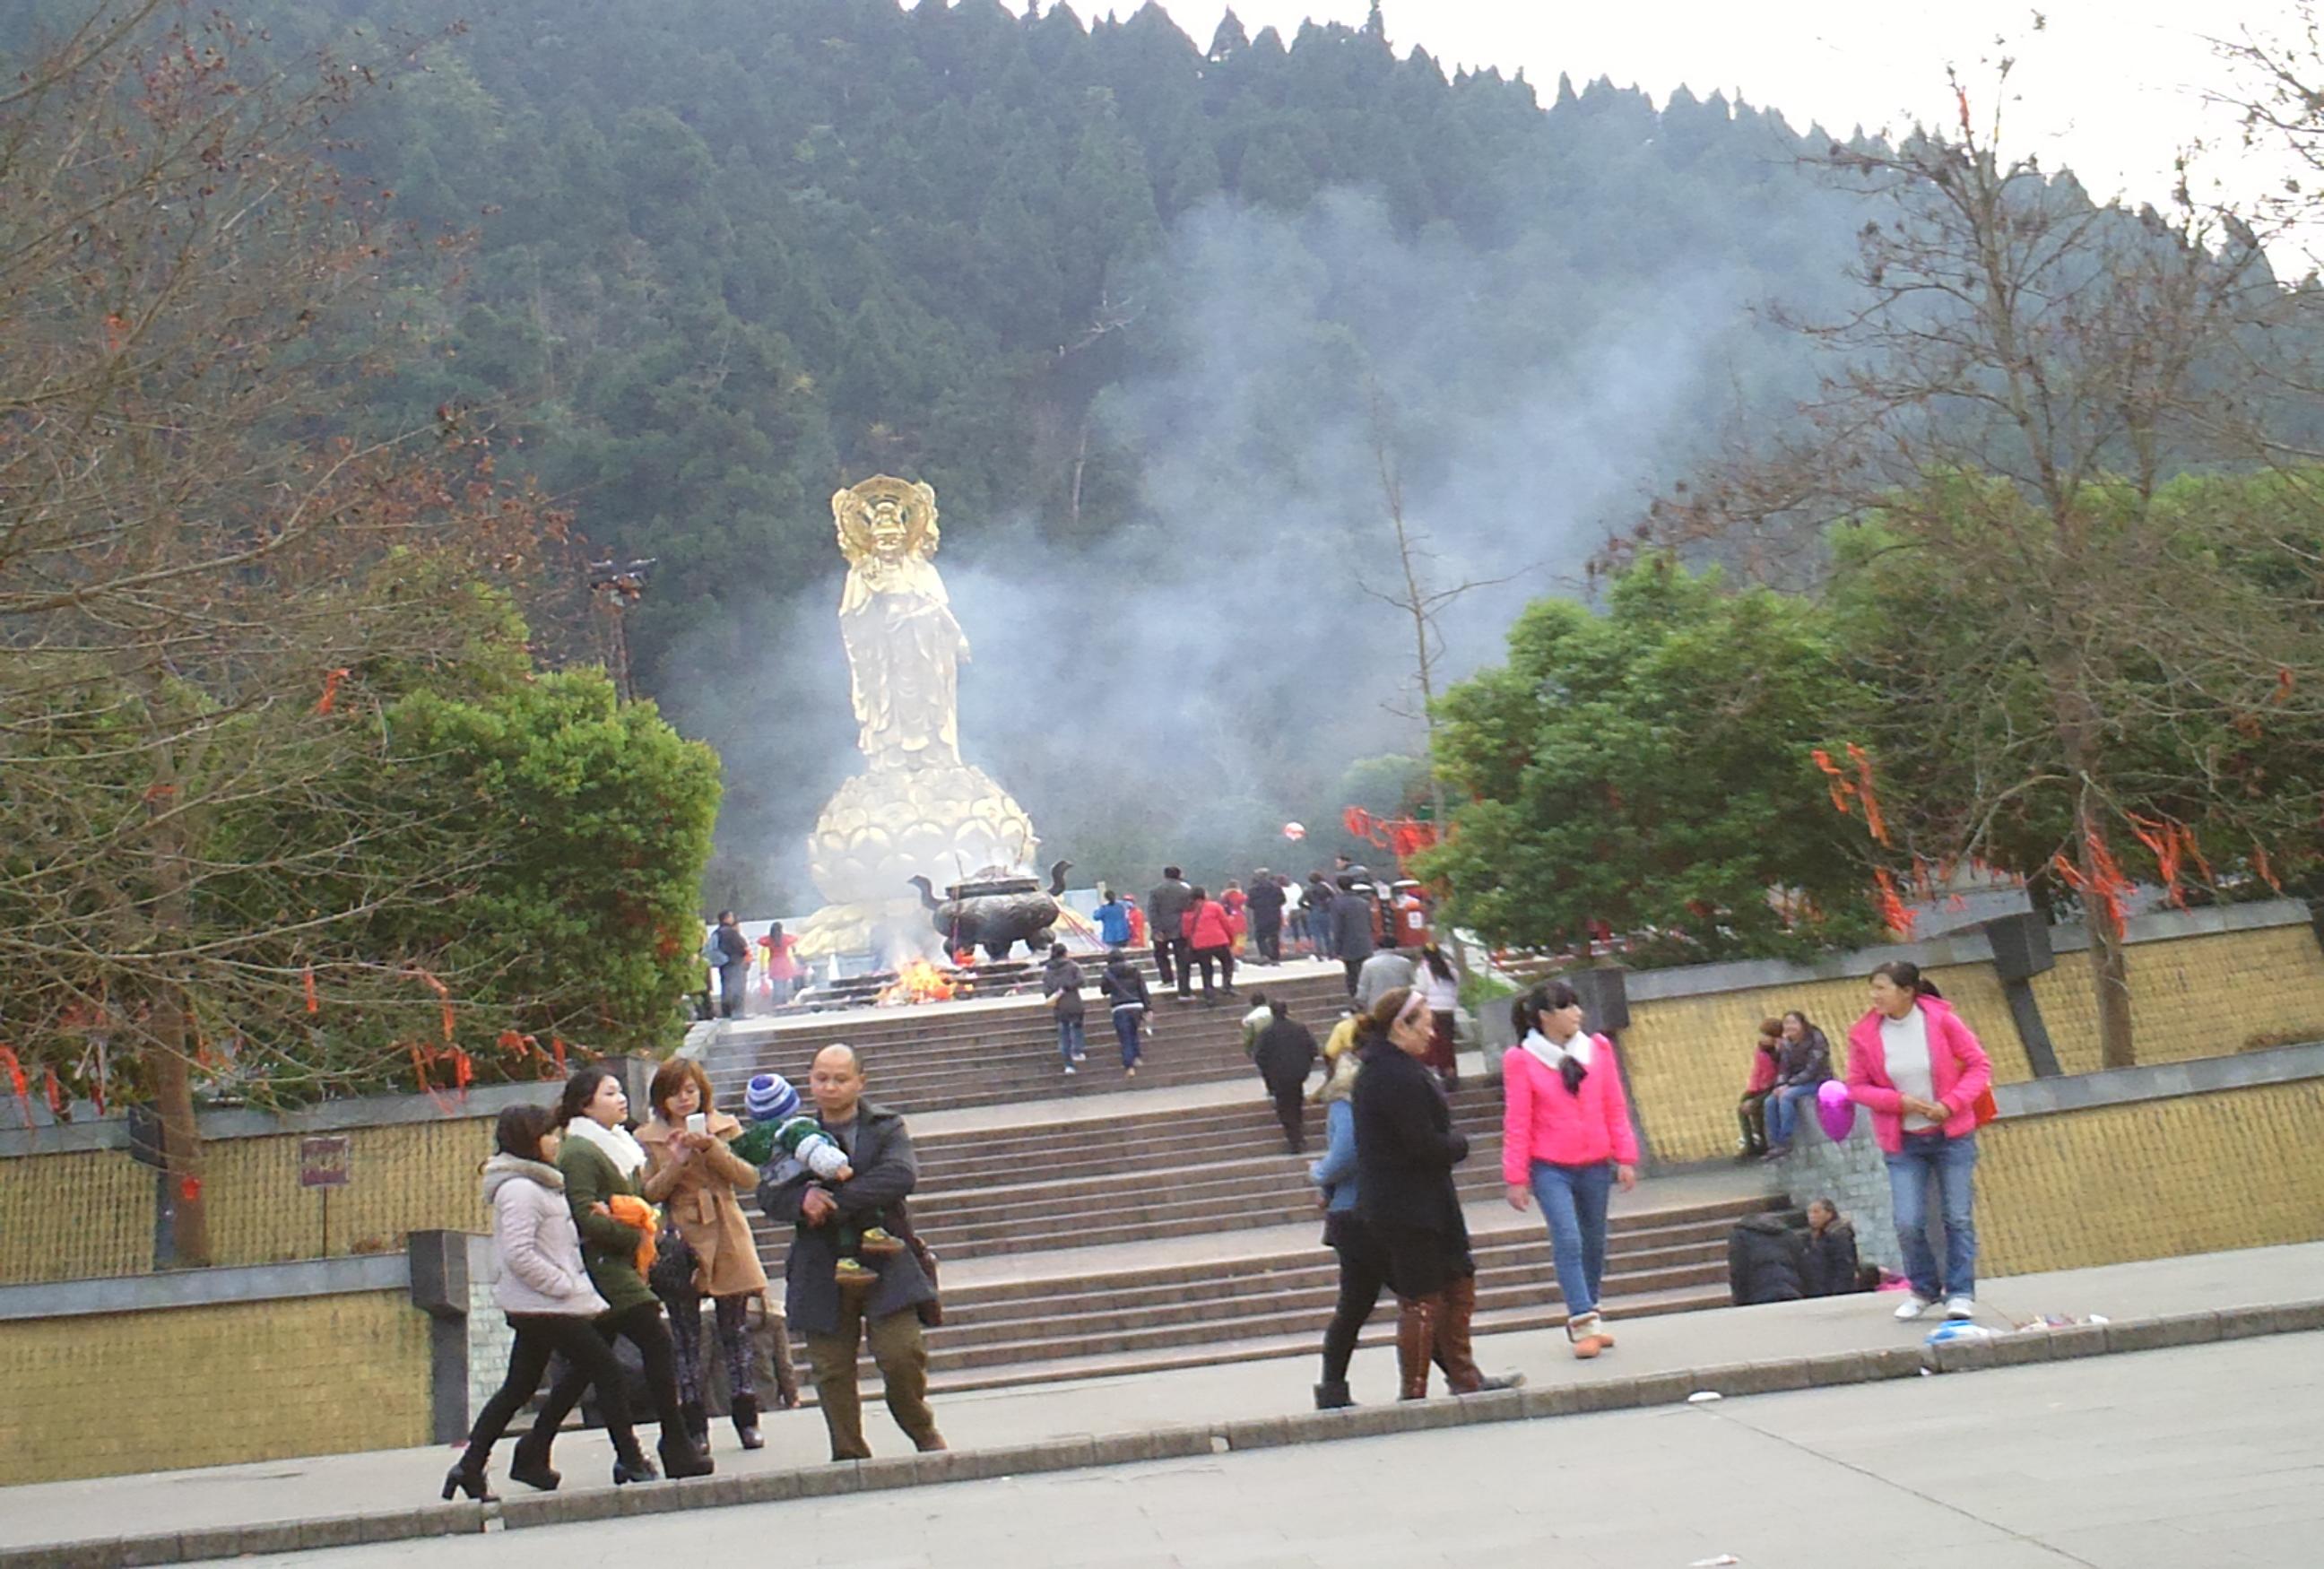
{"left": 641, "top": 1058, "right": 773, "bottom": 1451}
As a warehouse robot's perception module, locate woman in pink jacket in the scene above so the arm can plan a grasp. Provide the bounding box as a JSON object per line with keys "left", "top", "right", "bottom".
{"left": 1181, "top": 886, "right": 1238, "bottom": 1003}
{"left": 1502, "top": 980, "right": 1640, "bottom": 1358}
{"left": 1845, "top": 960, "right": 1993, "bottom": 1322}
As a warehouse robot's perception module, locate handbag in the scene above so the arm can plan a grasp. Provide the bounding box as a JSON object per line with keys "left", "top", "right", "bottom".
{"left": 887, "top": 1199, "right": 943, "bottom": 1328}
{"left": 1971, "top": 1085, "right": 1999, "bottom": 1128}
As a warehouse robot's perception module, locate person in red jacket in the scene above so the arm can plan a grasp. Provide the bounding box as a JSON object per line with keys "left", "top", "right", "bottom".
{"left": 1180, "top": 886, "right": 1238, "bottom": 1004}
{"left": 1502, "top": 979, "right": 1639, "bottom": 1358}
{"left": 1846, "top": 960, "right": 1993, "bottom": 1323}
{"left": 1738, "top": 1019, "right": 1782, "bottom": 1157}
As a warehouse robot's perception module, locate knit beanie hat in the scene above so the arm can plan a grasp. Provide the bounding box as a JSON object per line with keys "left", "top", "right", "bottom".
{"left": 745, "top": 1072, "right": 800, "bottom": 1123}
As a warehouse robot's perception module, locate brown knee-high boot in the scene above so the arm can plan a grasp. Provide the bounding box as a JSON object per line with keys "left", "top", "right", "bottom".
{"left": 1436, "top": 1275, "right": 1525, "bottom": 1393}
{"left": 1394, "top": 1293, "right": 1438, "bottom": 1400}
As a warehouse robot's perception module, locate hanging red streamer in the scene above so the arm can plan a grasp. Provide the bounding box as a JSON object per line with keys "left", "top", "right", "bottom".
{"left": 550, "top": 1036, "right": 569, "bottom": 1075}
{"left": 408, "top": 967, "right": 455, "bottom": 1043}
{"left": 301, "top": 967, "right": 320, "bottom": 1015}
{"left": 2051, "top": 830, "right": 2133, "bottom": 938}
{"left": 1845, "top": 744, "right": 1890, "bottom": 845}
{"left": 0, "top": 1045, "right": 30, "bottom": 1131}
{"left": 1810, "top": 749, "right": 1855, "bottom": 817}
{"left": 2252, "top": 841, "right": 2283, "bottom": 893}
{"left": 1872, "top": 869, "right": 1916, "bottom": 939}
{"left": 316, "top": 667, "right": 351, "bottom": 715}
{"left": 43, "top": 1068, "right": 62, "bottom": 1117}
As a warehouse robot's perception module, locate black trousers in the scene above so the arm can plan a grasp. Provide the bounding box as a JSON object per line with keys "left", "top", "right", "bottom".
{"left": 1343, "top": 957, "right": 1366, "bottom": 995}
{"left": 1321, "top": 1221, "right": 1390, "bottom": 1384}
{"left": 1152, "top": 935, "right": 1183, "bottom": 989}
{"left": 463, "top": 1313, "right": 637, "bottom": 1469}
{"left": 529, "top": 1300, "right": 687, "bottom": 1459}
{"left": 1254, "top": 922, "right": 1282, "bottom": 962}
{"left": 1192, "top": 944, "right": 1234, "bottom": 998}
{"left": 1268, "top": 1079, "right": 1306, "bottom": 1152}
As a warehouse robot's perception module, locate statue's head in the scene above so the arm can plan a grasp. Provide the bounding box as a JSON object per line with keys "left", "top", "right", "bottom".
{"left": 834, "top": 476, "right": 940, "bottom": 566}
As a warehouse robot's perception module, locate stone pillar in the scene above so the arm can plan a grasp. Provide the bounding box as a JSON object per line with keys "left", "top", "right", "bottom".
{"left": 464, "top": 1233, "right": 513, "bottom": 1426}
{"left": 407, "top": 1228, "right": 473, "bottom": 1444}
{"left": 1779, "top": 1096, "right": 1902, "bottom": 1274}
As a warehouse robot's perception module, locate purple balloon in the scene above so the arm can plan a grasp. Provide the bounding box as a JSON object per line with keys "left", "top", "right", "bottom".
{"left": 1815, "top": 1078, "right": 1857, "bottom": 1142}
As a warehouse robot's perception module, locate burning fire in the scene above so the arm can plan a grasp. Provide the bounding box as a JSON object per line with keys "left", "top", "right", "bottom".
{"left": 876, "top": 959, "right": 957, "bottom": 1007}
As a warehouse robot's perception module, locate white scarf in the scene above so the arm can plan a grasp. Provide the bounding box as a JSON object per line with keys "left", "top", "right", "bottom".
{"left": 565, "top": 1114, "right": 647, "bottom": 1178}
{"left": 1522, "top": 1027, "right": 1595, "bottom": 1076}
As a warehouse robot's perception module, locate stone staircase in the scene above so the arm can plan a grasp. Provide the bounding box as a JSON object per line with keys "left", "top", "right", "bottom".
{"left": 701, "top": 965, "right": 1785, "bottom": 1399}
{"left": 707, "top": 966, "right": 1354, "bottom": 1116}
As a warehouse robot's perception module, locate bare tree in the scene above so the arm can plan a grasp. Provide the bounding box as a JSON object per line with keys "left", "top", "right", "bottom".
{"left": 0, "top": 5, "right": 558, "bottom": 1261}
{"left": 1611, "top": 62, "right": 2324, "bottom": 1069}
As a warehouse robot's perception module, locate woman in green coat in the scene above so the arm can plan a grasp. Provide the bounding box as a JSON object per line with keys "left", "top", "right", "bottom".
{"left": 516, "top": 1065, "right": 714, "bottom": 1483}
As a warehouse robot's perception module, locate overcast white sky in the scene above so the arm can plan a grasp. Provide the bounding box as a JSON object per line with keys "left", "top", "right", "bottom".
{"left": 1178, "top": 1, "right": 2309, "bottom": 220}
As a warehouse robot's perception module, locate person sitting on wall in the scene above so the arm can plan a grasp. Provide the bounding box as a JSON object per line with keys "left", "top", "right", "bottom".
{"left": 1738, "top": 1019, "right": 1782, "bottom": 1158}
{"left": 1802, "top": 1198, "right": 1864, "bottom": 1296}
{"left": 1762, "top": 1009, "right": 1834, "bottom": 1159}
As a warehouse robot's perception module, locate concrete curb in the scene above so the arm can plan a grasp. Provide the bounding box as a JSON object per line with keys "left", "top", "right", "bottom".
{"left": 9, "top": 1300, "right": 2318, "bottom": 1568}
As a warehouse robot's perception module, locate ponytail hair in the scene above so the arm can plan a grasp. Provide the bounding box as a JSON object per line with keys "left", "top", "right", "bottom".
{"left": 1869, "top": 959, "right": 1942, "bottom": 1001}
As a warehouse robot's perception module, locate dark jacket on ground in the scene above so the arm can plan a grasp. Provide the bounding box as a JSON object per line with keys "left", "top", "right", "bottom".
{"left": 1728, "top": 1212, "right": 1809, "bottom": 1305}
{"left": 1247, "top": 879, "right": 1288, "bottom": 930}
{"left": 1330, "top": 889, "right": 1377, "bottom": 963}
{"left": 1100, "top": 959, "right": 1150, "bottom": 1010}
{"left": 1775, "top": 1027, "right": 1833, "bottom": 1088}
{"left": 756, "top": 1099, "right": 936, "bottom": 1337}
{"left": 1041, "top": 955, "right": 1086, "bottom": 1019}
{"left": 1351, "top": 1036, "right": 1468, "bottom": 1240}
{"left": 1253, "top": 1017, "right": 1319, "bottom": 1093}
{"left": 1147, "top": 878, "right": 1194, "bottom": 941}
{"left": 1805, "top": 1220, "right": 1862, "bottom": 1297}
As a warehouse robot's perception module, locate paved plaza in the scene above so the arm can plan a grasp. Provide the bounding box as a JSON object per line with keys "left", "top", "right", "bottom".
{"left": 233, "top": 1332, "right": 2322, "bottom": 1568}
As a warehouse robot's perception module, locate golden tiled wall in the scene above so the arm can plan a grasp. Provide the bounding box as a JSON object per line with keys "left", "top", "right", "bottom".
{"left": 0, "top": 1146, "right": 155, "bottom": 1283}
{"left": 0, "top": 1291, "right": 430, "bottom": 1483}
{"left": 1621, "top": 962, "right": 2025, "bottom": 1165}
{"left": 2028, "top": 925, "right": 2324, "bottom": 1076}
{"left": 0, "top": 1115, "right": 495, "bottom": 1284}
{"left": 1976, "top": 1079, "right": 2324, "bottom": 1277}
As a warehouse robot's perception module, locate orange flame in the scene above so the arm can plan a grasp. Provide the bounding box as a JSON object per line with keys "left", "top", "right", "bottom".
{"left": 876, "top": 959, "right": 957, "bottom": 1007}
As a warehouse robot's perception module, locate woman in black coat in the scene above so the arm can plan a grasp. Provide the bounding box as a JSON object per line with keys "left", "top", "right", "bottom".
{"left": 1351, "top": 987, "right": 1521, "bottom": 1400}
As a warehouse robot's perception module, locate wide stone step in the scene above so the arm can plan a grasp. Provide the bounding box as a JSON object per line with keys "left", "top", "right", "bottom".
{"left": 935, "top": 1216, "right": 1747, "bottom": 1322}
{"left": 925, "top": 1237, "right": 1728, "bottom": 1352}
{"left": 922, "top": 1257, "right": 1728, "bottom": 1372}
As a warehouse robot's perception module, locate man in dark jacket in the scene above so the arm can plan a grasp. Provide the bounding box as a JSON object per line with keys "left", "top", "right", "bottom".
{"left": 1330, "top": 875, "right": 1378, "bottom": 994}
{"left": 1728, "top": 1211, "right": 1809, "bottom": 1305}
{"left": 1147, "top": 866, "right": 1194, "bottom": 1000}
{"left": 1252, "top": 1000, "right": 1318, "bottom": 1152}
{"left": 1303, "top": 873, "right": 1338, "bottom": 959}
{"left": 1246, "top": 871, "right": 1288, "bottom": 965}
{"left": 757, "top": 1045, "right": 944, "bottom": 1461}
{"left": 712, "top": 910, "right": 751, "bottom": 1019}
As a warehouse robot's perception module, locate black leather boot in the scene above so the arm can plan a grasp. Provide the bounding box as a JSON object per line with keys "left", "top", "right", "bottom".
{"left": 732, "top": 1392, "right": 764, "bottom": 1451}
{"left": 681, "top": 1400, "right": 710, "bottom": 1453}
{"left": 659, "top": 1433, "right": 715, "bottom": 1479}
{"left": 1313, "top": 1379, "right": 1354, "bottom": 1410}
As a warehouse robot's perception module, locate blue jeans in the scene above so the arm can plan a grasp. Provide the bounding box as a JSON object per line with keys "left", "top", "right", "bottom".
{"left": 1886, "top": 1131, "right": 1978, "bottom": 1300}
{"left": 1529, "top": 1160, "right": 1615, "bottom": 1318}
{"left": 1057, "top": 1016, "right": 1087, "bottom": 1065}
{"left": 1111, "top": 1007, "right": 1143, "bottom": 1069}
{"left": 1765, "top": 1083, "right": 1820, "bottom": 1148}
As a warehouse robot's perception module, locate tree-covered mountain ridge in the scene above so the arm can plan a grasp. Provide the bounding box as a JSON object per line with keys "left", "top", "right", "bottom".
{"left": 175, "top": 0, "right": 2125, "bottom": 904}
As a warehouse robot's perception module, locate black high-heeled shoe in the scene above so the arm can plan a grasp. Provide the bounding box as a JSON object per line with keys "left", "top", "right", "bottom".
{"left": 612, "top": 1454, "right": 661, "bottom": 1486}
{"left": 507, "top": 1437, "right": 560, "bottom": 1493}
{"left": 440, "top": 1462, "right": 497, "bottom": 1503}
{"left": 658, "top": 1437, "right": 715, "bottom": 1479}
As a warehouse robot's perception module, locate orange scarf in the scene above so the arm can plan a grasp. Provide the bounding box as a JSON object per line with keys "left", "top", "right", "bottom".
{"left": 607, "top": 1193, "right": 659, "bottom": 1274}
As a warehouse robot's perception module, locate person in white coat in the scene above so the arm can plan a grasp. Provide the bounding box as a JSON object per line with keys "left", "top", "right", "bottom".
{"left": 441, "top": 1104, "right": 656, "bottom": 1500}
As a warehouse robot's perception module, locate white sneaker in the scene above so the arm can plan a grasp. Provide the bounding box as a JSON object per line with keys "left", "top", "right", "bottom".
{"left": 1062, "top": 1065, "right": 1077, "bottom": 1075}
{"left": 1944, "top": 1296, "right": 1975, "bottom": 1321}
{"left": 1894, "top": 1294, "right": 1935, "bottom": 1321}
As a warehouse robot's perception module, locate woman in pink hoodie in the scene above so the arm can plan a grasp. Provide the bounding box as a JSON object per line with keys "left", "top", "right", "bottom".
{"left": 1502, "top": 980, "right": 1640, "bottom": 1357}
{"left": 1845, "top": 960, "right": 1994, "bottom": 1323}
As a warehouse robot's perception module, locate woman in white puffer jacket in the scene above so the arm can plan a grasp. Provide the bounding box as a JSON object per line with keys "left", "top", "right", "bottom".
{"left": 441, "top": 1104, "right": 655, "bottom": 1500}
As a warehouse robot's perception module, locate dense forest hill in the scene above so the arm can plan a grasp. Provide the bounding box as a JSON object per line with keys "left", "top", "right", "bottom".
{"left": 70, "top": 0, "right": 1930, "bottom": 904}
